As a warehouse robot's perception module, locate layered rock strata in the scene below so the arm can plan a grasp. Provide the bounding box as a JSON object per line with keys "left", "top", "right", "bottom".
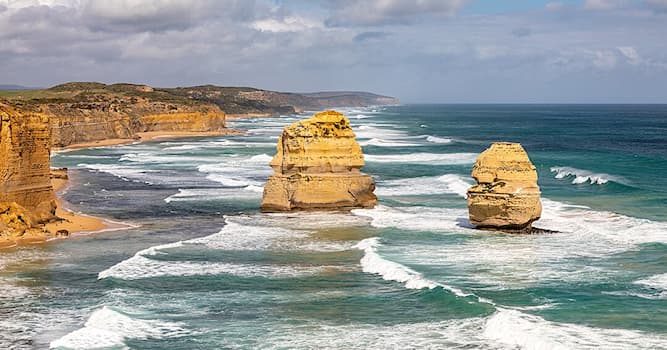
{"left": 0, "top": 102, "right": 56, "bottom": 242}
{"left": 46, "top": 102, "right": 226, "bottom": 148}
{"left": 466, "top": 142, "right": 542, "bottom": 233}
{"left": 261, "top": 110, "right": 377, "bottom": 212}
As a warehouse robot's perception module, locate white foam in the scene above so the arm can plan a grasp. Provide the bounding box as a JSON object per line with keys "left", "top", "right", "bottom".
{"left": 246, "top": 153, "right": 273, "bottom": 164}
{"left": 161, "top": 140, "right": 274, "bottom": 151}
{"left": 426, "top": 136, "right": 453, "bottom": 144}
{"left": 551, "top": 166, "right": 626, "bottom": 185}
{"left": 359, "top": 138, "right": 421, "bottom": 147}
{"left": 354, "top": 199, "right": 667, "bottom": 289}
{"left": 119, "top": 152, "right": 212, "bottom": 164}
{"left": 353, "top": 125, "right": 408, "bottom": 140}
{"left": 98, "top": 254, "right": 329, "bottom": 280}
{"left": 264, "top": 308, "right": 667, "bottom": 349}
{"left": 205, "top": 174, "right": 257, "bottom": 187}
{"left": 98, "top": 221, "right": 350, "bottom": 280}
{"left": 78, "top": 163, "right": 156, "bottom": 184}
{"left": 484, "top": 308, "right": 667, "bottom": 350}
{"left": 164, "top": 187, "right": 262, "bottom": 203}
{"left": 49, "top": 306, "right": 188, "bottom": 349}
{"left": 354, "top": 237, "right": 471, "bottom": 298}
{"left": 635, "top": 273, "right": 667, "bottom": 291}
{"left": 375, "top": 174, "right": 471, "bottom": 198}
{"left": 352, "top": 205, "right": 472, "bottom": 233}
{"left": 364, "top": 153, "right": 477, "bottom": 165}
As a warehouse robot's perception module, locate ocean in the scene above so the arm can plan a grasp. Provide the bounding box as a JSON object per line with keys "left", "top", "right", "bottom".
{"left": 1, "top": 104, "right": 666, "bottom": 349}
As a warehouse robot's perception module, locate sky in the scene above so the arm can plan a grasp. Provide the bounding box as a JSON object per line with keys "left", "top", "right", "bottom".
{"left": 1, "top": 0, "right": 666, "bottom": 103}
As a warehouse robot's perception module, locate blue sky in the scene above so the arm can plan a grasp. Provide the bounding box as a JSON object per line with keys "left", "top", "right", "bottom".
{"left": 1, "top": 0, "right": 666, "bottom": 103}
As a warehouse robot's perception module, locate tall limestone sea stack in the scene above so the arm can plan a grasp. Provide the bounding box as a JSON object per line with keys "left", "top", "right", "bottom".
{"left": 261, "top": 110, "right": 377, "bottom": 212}
{"left": 466, "top": 142, "right": 542, "bottom": 233}
{"left": 0, "top": 102, "right": 57, "bottom": 242}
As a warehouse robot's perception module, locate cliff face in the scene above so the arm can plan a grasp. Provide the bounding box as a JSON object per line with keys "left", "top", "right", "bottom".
{"left": 0, "top": 102, "right": 56, "bottom": 240}
{"left": 6, "top": 83, "right": 227, "bottom": 147}
{"left": 466, "top": 142, "right": 542, "bottom": 233}
{"left": 261, "top": 110, "right": 377, "bottom": 212}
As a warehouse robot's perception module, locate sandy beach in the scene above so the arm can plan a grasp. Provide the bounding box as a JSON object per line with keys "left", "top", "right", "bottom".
{"left": 54, "top": 129, "right": 244, "bottom": 151}
{"left": 0, "top": 173, "right": 136, "bottom": 249}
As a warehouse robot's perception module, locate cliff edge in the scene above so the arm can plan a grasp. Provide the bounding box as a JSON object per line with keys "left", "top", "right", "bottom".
{"left": 4, "top": 83, "right": 227, "bottom": 148}
{"left": 0, "top": 102, "right": 57, "bottom": 243}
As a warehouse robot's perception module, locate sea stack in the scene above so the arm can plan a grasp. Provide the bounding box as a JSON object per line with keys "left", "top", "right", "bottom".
{"left": 260, "top": 110, "right": 377, "bottom": 212}
{"left": 466, "top": 142, "right": 542, "bottom": 233}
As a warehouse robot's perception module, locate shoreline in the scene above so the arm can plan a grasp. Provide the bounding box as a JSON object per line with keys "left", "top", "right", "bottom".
{"left": 54, "top": 129, "right": 244, "bottom": 152}
{"left": 0, "top": 175, "right": 139, "bottom": 250}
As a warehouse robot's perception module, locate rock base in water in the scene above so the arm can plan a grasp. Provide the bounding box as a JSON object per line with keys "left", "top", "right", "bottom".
{"left": 262, "top": 173, "right": 376, "bottom": 212}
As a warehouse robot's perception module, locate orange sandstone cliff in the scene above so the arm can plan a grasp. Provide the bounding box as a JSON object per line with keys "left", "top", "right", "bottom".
{"left": 261, "top": 110, "right": 377, "bottom": 212}
{"left": 0, "top": 102, "right": 57, "bottom": 243}
{"left": 466, "top": 142, "right": 542, "bottom": 233}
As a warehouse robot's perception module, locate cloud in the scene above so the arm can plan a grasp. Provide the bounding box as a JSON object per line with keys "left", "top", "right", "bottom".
{"left": 325, "top": 0, "right": 468, "bottom": 27}
{"left": 617, "top": 46, "right": 640, "bottom": 64}
{"left": 511, "top": 27, "right": 531, "bottom": 38}
{"left": 251, "top": 16, "right": 322, "bottom": 33}
{"left": 584, "top": 0, "right": 629, "bottom": 10}
{"left": 545, "top": 2, "right": 564, "bottom": 12}
{"left": 646, "top": 0, "right": 667, "bottom": 12}
{"left": 592, "top": 50, "right": 617, "bottom": 69}
{"left": 354, "top": 31, "right": 391, "bottom": 42}
{"left": 1, "top": 0, "right": 667, "bottom": 102}
{"left": 80, "top": 0, "right": 258, "bottom": 33}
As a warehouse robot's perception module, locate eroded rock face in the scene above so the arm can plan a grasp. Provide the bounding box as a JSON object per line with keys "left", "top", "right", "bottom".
{"left": 467, "top": 142, "right": 542, "bottom": 233}
{"left": 46, "top": 102, "right": 226, "bottom": 147}
{"left": 0, "top": 102, "right": 57, "bottom": 225}
{"left": 261, "top": 110, "right": 377, "bottom": 212}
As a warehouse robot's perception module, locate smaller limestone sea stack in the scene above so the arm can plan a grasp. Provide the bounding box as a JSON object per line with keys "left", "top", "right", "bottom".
{"left": 467, "top": 142, "right": 542, "bottom": 233}
{"left": 261, "top": 110, "right": 377, "bottom": 212}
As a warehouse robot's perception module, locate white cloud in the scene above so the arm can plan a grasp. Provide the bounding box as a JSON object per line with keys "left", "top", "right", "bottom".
{"left": 545, "top": 2, "right": 564, "bottom": 12}
{"left": 326, "top": 0, "right": 468, "bottom": 26}
{"left": 252, "top": 16, "right": 322, "bottom": 33}
{"left": 584, "top": 0, "right": 628, "bottom": 10}
{"left": 617, "top": 46, "right": 640, "bottom": 64}
{"left": 592, "top": 50, "right": 617, "bottom": 69}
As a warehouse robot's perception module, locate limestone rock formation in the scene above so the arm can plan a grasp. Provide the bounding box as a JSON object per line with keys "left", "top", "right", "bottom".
{"left": 0, "top": 102, "right": 57, "bottom": 243}
{"left": 466, "top": 142, "right": 542, "bottom": 233}
{"left": 261, "top": 110, "right": 377, "bottom": 212}
{"left": 0, "top": 102, "right": 57, "bottom": 223}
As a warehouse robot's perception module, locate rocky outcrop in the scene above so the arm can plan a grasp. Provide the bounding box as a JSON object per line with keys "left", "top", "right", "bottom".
{"left": 261, "top": 110, "right": 377, "bottom": 212}
{"left": 466, "top": 142, "right": 542, "bottom": 233}
{"left": 1, "top": 102, "right": 57, "bottom": 243}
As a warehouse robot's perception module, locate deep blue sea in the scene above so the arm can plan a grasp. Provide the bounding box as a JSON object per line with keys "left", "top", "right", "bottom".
{"left": 1, "top": 104, "right": 666, "bottom": 349}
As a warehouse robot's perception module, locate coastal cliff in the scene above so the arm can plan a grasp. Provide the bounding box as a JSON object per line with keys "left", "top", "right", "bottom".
{"left": 0, "top": 102, "right": 56, "bottom": 243}
{"left": 467, "top": 142, "right": 542, "bottom": 233}
{"left": 261, "top": 110, "right": 377, "bottom": 211}
{"left": 4, "top": 83, "right": 227, "bottom": 148}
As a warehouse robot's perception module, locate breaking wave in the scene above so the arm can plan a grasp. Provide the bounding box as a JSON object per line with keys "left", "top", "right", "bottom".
{"left": 551, "top": 166, "right": 627, "bottom": 185}
{"left": 364, "top": 153, "right": 477, "bottom": 165}
{"left": 49, "top": 306, "right": 189, "bottom": 349}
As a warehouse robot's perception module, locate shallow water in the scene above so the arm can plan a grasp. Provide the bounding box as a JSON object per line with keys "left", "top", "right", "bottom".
{"left": 1, "top": 105, "right": 666, "bottom": 349}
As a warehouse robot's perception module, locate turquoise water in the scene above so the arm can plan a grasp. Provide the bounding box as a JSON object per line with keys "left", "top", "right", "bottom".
{"left": 1, "top": 105, "right": 666, "bottom": 349}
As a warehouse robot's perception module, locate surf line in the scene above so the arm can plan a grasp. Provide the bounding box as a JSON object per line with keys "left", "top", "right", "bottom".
{"left": 354, "top": 237, "right": 495, "bottom": 306}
